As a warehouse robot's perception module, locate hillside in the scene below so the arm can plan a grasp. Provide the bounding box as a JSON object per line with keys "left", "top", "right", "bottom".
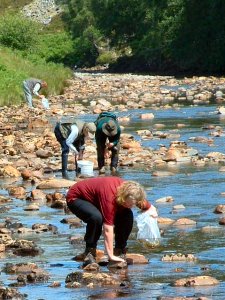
{"left": 0, "top": 0, "right": 73, "bottom": 106}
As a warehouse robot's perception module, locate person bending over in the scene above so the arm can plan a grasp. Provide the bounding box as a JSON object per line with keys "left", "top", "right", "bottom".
{"left": 66, "top": 176, "right": 151, "bottom": 267}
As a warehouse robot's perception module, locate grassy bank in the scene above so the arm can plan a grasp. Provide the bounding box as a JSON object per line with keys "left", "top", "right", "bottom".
{"left": 0, "top": 47, "right": 72, "bottom": 106}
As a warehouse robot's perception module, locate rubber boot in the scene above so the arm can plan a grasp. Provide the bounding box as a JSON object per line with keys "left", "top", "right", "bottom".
{"left": 114, "top": 247, "right": 132, "bottom": 265}
{"left": 62, "top": 154, "right": 70, "bottom": 180}
{"left": 82, "top": 248, "right": 96, "bottom": 268}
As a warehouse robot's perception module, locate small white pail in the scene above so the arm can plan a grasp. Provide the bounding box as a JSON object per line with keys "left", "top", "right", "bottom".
{"left": 77, "top": 160, "right": 94, "bottom": 176}
{"left": 42, "top": 98, "right": 50, "bottom": 109}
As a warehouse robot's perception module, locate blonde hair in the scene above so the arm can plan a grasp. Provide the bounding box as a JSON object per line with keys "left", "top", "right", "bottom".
{"left": 117, "top": 181, "right": 146, "bottom": 207}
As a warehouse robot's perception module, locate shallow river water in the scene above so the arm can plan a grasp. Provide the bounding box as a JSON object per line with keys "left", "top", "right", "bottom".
{"left": 1, "top": 104, "right": 225, "bottom": 299}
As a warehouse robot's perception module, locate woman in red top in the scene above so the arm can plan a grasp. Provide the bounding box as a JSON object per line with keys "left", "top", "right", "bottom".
{"left": 66, "top": 176, "right": 150, "bottom": 266}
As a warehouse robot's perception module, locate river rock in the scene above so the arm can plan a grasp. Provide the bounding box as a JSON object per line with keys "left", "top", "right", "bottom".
{"left": 65, "top": 271, "right": 123, "bottom": 287}
{"left": 30, "top": 189, "right": 47, "bottom": 201}
{"left": 0, "top": 195, "right": 12, "bottom": 203}
{"left": 0, "top": 286, "right": 26, "bottom": 299}
{"left": 152, "top": 171, "right": 175, "bottom": 177}
{"left": 60, "top": 217, "right": 82, "bottom": 227}
{"left": 126, "top": 253, "right": 148, "bottom": 264}
{"left": 214, "top": 204, "right": 225, "bottom": 214}
{"left": 201, "top": 226, "right": 222, "bottom": 233}
{"left": 218, "top": 217, "right": 225, "bottom": 225}
{"left": 37, "top": 178, "right": 76, "bottom": 189}
{"left": 11, "top": 239, "right": 43, "bottom": 256}
{"left": 172, "top": 275, "right": 219, "bottom": 287}
{"left": 155, "top": 196, "right": 174, "bottom": 203}
{"left": 157, "top": 217, "right": 175, "bottom": 225}
{"left": 24, "top": 204, "right": 39, "bottom": 211}
{"left": 0, "top": 165, "right": 21, "bottom": 177}
{"left": 21, "top": 169, "right": 32, "bottom": 180}
{"left": 7, "top": 187, "right": 26, "bottom": 199}
{"left": 31, "top": 223, "right": 58, "bottom": 234}
{"left": 162, "top": 253, "right": 197, "bottom": 262}
{"left": 172, "top": 218, "right": 197, "bottom": 226}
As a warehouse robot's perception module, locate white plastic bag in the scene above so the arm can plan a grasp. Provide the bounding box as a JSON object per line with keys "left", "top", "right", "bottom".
{"left": 42, "top": 97, "right": 50, "bottom": 109}
{"left": 136, "top": 205, "right": 161, "bottom": 247}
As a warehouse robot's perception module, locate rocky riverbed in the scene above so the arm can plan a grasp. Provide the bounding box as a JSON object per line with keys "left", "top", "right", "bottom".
{"left": 1, "top": 72, "right": 225, "bottom": 299}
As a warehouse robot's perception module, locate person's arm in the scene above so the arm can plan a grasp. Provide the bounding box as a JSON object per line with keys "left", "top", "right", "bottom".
{"left": 136, "top": 199, "right": 151, "bottom": 211}
{"left": 103, "top": 223, "right": 125, "bottom": 262}
{"left": 108, "top": 125, "right": 121, "bottom": 147}
{"left": 33, "top": 83, "right": 44, "bottom": 99}
{"left": 66, "top": 125, "right": 79, "bottom": 155}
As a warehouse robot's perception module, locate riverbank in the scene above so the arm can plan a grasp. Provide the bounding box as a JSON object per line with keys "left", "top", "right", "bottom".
{"left": 1, "top": 73, "right": 225, "bottom": 299}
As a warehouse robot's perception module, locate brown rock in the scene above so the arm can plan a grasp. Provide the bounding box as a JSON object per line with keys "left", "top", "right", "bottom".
{"left": 214, "top": 204, "right": 225, "bottom": 214}
{"left": 8, "top": 187, "right": 26, "bottom": 199}
{"left": 37, "top": 178, "right": 76, "bottom": 189}
{"left": 1, "top": 165, "right": 21, "bottom": 177}
{"left": 172, "top": 218, "right": 196, "bottom": 226}
{"left": 21, "top": 169, "right": 32, "bottom": 180}
{"left": 172, "top": 275, "right": 219, "bottom": 287}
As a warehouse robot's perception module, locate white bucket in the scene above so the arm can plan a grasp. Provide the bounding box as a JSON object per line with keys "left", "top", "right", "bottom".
{"left": 42, "top": 98, "right": 50, "bottom": 109}
{"left": 77, "top": 160, "right": 94, "bottom": 176}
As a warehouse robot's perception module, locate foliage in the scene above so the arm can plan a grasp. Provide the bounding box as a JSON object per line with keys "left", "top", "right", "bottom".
{"left": 0, "top": 13, "right": 41, "bottom": 51}
{"left": 0, "top": 46, "right": 72, "bottom": 106}
{"left": 0, "top": 0, "right": 30, "bottom": 14}
{"left": 35, "top": 32, "right": 74, "bottom": 65}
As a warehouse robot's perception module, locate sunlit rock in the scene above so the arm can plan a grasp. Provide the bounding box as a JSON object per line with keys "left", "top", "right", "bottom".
{"left": 172, "top": 275, "right": 219, "bottom": 287}
{"left": 172, "top": 218, "right": 197, "bottom": 226}
{"left": 8, "top": 187, "right": 26, "bottom": 199}
{"left": 37, "top": 178, "right": 76, "bottom": 189}
{"left": 214, "top": 204, "right": 225, "bottom": 214}
{"left": 0, "top": 165, "right": 21, "bottom": 177}
{"left": 155, "top": 196, "right": 174, "bottom": 203}
{"left": 162, "top": 253, "right": 197, "bottom": 262}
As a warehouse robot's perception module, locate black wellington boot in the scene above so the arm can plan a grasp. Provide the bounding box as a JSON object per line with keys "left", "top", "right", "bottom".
{"left": 62, "top": 154, "right": 70, "bottom": 180}
{"left": 82, "top": 248, "right": 96, "bottom": 268}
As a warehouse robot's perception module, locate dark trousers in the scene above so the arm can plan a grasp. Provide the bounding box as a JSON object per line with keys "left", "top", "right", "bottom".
{"left": 96, "top": 132, "right": 120, "bottom": 169}
{"left": 67, "top": 199, "right": 133, "bottom": 250}
{"left": 54, "top": 123, "right": 69, "bottom": 155}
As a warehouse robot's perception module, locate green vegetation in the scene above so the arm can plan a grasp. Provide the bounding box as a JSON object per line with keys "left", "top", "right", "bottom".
{"left": 0, "top": 11, "right": 73, "bottom": 106}
{"left": 0, "top": 47, "right": 71, "bottom": 106}
{"left": 1, "top": 0, "right": 225, "bottom": 107}
{"left": 63, "top": 0, "right": 225, "bottom": 75}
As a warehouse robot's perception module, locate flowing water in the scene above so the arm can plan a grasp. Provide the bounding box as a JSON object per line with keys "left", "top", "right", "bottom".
{"left": 1, "top": 104, "right": 225, "bottom": 299}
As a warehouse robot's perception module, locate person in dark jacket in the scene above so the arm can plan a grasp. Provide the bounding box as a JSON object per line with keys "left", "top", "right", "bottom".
{"left": 22, "top": 78, "right": 47, "bottom": 108}
{"left": 54, "top": 120, "right": 96, "bottom": 179}
{"left": 95, "top": 112, "right": 121, "bottom": 175}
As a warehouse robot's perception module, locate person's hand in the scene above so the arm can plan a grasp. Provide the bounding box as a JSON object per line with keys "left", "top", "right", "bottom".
{"left": 39, "top": 94, "right": 45, "bottom": 99}
{"left": 73, "top": 149, "right": 79, "bottom": 156}
{"left": 109, "top": 255, "right": 125, "bottom": 263}
{"left": 107, "top": 142, "right": 114, "bottom": 149}
{"left": 144, "top": 205, "right": 158, "bottom": 217}
{"left": 104, "top": 148, "right": 110, "bottom": 158}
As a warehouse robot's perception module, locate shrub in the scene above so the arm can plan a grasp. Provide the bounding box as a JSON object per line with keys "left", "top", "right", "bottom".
{"left": 0, "top": 13, "right": 40, "bottom": 51}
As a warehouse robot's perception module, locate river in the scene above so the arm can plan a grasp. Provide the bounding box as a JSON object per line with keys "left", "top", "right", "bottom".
{"left": 1, "top": 104, "right": 225, "bottom": 299}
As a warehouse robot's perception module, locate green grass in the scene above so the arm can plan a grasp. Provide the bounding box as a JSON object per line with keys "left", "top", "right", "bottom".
{"left": 0, "top": 47, "right": 72, "bottom": 106}
{"left": 0, "top": 0, "right": 31, "bottom": 13}
{"left": 0, "top": 0, "right": 72, "bottom": 106}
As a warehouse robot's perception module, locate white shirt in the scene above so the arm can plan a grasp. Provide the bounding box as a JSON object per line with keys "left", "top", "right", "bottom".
{"left": 33, "top": 83, "right": 41, "bottom": 96}
{"left": 66, "top": 125, "right": 79, "bottom": 154}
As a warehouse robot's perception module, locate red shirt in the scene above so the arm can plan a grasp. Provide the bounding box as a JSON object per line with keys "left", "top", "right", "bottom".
{"left": 66, "top": 176, "right": 150, "bottom": 225}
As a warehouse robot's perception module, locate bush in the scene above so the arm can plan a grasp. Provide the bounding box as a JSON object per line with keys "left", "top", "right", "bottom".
{"left": 0, "top": 13, "right": 40, "bottom": 51}
{"left": 0, "top": 46, "right": 72, "bottom": 106}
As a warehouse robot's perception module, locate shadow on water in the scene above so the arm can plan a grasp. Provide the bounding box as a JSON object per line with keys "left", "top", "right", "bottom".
{"left": 2, "top": 104, "right": 225, "bottom": 299}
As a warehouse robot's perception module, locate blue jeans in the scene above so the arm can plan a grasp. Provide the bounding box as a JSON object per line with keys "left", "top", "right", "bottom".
{"left": 23, "top": 81, "right": 33, "bottom": 108}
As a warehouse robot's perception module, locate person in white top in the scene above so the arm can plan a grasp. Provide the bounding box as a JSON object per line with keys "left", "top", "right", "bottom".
{"left": 22, "top": 78, "right": 47, "bottom": 108}
{"left": 54, "top": 120, "right": 96, "bottom": 179}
